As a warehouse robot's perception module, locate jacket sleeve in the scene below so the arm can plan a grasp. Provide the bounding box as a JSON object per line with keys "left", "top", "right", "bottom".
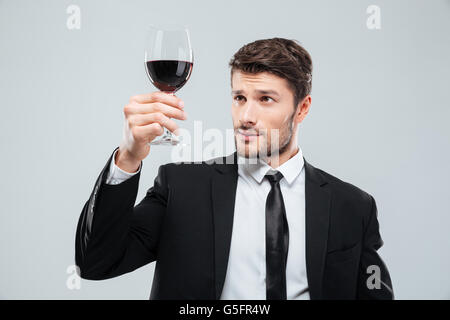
{"left": 75, "top": 147, "right": 168, "bottom": 280}
{"left": 356, "top": 195, "right": 394, "bottom": 299}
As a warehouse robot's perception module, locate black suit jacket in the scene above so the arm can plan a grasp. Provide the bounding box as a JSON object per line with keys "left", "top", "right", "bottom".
{"left": 75, "top": 147, "right": 394, "bottom": 300}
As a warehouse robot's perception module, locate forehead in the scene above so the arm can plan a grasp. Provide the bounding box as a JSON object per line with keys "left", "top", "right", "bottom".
{"left": 231, "top": 70, "right": 291, "bottom": 95}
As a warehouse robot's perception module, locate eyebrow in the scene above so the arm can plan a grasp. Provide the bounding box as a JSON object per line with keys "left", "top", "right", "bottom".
{"left": 231, "top": 89, "right": 280, "bottom": 97}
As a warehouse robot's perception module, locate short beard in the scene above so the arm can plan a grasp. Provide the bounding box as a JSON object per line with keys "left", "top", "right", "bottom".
{"left": 234, "top": 110, "right": 296, "bottom": 161}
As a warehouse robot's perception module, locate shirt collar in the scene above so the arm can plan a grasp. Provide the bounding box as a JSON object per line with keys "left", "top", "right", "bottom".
{"left": 237, "top": 146, "right": 304, "bottom": 185}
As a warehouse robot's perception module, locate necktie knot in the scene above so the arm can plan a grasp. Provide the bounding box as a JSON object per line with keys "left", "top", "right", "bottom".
{"left": 265, "top": 171, "right": 284, "bottom": 185}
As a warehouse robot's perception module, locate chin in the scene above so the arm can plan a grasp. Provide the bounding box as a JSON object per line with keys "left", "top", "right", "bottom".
{"left": 235, "top": 142, "right": 261, "bottom": 159}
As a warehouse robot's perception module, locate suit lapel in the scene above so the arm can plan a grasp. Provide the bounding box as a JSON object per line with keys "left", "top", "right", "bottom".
{"left": 210, "top": 152, "right": 238, "bottom": 300}
{"left": 304, "top": 157, "right": 331, "bottom": 300}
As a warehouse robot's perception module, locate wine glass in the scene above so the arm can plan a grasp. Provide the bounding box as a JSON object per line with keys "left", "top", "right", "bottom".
{"left": 144, "top": 24, "right": 193, "bottom": 145}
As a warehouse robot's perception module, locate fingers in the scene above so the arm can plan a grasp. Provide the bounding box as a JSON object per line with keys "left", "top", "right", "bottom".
{"left": 129, "top": 91, "right": 184, "bottom": 110}
{"left": 128, "top": 112, "right": 180, "bottom": 135}
{"left": 131, "top": 123, "right": 164, "bottom": 143}
{"left": 124, "top": 91, "right": 185, "bottom": 143}
{"left": 125, "top": 102, "right": 187, "bottom": 120}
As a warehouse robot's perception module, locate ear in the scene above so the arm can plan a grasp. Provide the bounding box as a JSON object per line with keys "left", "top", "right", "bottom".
{"left": 294, "top": 95, "right": 311, "bottom": 124}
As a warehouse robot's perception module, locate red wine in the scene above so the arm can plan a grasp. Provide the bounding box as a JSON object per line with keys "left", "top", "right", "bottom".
{"left": 145, "top": 60, "right": 193, "bottom": 92}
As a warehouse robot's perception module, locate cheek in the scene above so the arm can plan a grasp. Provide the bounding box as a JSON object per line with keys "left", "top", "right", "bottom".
{"left": 261, "top": 112, "right": 284, "bottom": 130}
{"left": 230, "top": 106, "right": 238, "bottom": 123}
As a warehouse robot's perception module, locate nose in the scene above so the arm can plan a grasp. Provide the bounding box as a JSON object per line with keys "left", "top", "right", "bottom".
{"left": 240, "top": 101, "right": 258, "bottom": 126}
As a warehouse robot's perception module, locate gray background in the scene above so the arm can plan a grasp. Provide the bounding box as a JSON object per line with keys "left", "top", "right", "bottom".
{"left": 0, "top": 0, "right": 449, "bottom": 299}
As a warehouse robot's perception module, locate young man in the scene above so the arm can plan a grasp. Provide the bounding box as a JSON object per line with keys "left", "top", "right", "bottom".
{"left": 75, "top": 38, "right": 393, "bottom": 300}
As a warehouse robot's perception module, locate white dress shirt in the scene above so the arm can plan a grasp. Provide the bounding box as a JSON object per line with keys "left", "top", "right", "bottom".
{"left": 105, "top": 149, "right": 141, "bottom": 185}
{"left": 106, "top": 147, "right": 309, "bottom": 300}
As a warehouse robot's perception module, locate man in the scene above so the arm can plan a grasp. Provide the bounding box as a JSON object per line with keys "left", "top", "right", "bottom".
{"left": 75, "top": 38, "right": 394, "bottom": 300}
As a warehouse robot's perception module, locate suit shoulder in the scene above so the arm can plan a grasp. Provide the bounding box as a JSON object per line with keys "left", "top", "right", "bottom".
{"left": 313, "top": 165, "right": 373, "bottom": 204}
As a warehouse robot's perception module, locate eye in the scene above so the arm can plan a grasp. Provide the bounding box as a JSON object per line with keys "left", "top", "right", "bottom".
{"left": 260, "top": 96, "right": 274, "bottom": 103}
{"left": 234, "top": 95, "right": 246, "bottom": 102}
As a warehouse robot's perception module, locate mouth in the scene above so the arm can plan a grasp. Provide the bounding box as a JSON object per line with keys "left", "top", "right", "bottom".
{"left": 237, "top": 129, "right": 260, "bottom": 142}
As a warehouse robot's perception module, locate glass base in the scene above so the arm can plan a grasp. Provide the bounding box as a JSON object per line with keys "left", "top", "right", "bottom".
{"left": 149, "top": 130, "right": 190, "bottom": 146}
{"left": 149, "top": 135, "right": 180, "bottom": 145}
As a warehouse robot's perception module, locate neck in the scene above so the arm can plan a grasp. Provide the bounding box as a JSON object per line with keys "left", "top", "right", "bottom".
{"left": 266, "top": 137, "right": 299, "bottom": 169}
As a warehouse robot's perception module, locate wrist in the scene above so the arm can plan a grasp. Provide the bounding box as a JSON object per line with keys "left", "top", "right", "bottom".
{"left": 115, "top": 148, "right": 141, "bottom": 173}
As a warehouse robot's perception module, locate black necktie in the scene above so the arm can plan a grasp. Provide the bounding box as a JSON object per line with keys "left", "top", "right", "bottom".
{"left": 265, "top": 171, "right": 289, "bottom": 300}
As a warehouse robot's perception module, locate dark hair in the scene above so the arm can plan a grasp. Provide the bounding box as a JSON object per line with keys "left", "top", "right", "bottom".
{"left": 229, "top": 37, "right": 313, "bottom": 106}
